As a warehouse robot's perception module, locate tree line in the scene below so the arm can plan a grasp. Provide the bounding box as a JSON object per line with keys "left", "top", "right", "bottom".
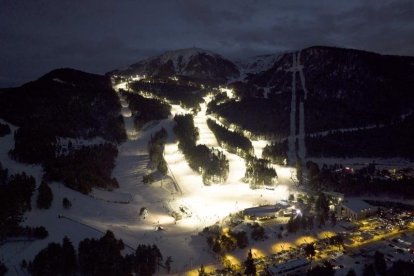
{"left": 130, "top": 79, "right": 205, "bottom": 110}
{"left": 122, "top": 91, "right": 171, "bottom": 129}
{"left": 262, "top": 141, "right": 288, "bottom": 165}
{"left": 244, "top": 155, "right": 277, "bottom": 188}
{"left": 0, "top": 122, "right": 10, "bottom": 137}
{"left": 306, "top": 114, "right": 414, "bottom": 159}
{"left": 0, "top": 165, "right": 49, "bottom": 242}
{"left": 43, "top": 144, "right": 119, "bottom": 194}
{"left": 143, "top": 128, "right": 168, "bottom": 184}
{"left": 207, "top": 118, "right": 253, "bottom": 157}
{"left": 27, "top": 231, "right": 166, "bottom": 276}
{"left": 173, "top": 114, "right": 229, "bottom": 184}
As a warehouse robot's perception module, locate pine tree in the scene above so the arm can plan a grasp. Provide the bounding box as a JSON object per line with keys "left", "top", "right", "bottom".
{"left": 62, "top": 197, "right": 72, "bottom": 209}
{"left": 61, "top": 236, "right": 77, "bottom": 275}
{"left": 36, "top": 181, "right": 53, "bottom": 209}
{"left": 244, "top": 249, "right": 256, "bottom": 276}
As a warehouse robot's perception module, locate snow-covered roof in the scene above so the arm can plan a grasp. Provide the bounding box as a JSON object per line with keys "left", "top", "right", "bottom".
{"left": 243, "top": 205, "right": 280, "bottom": 217}
{"left": 342, "top": 199, "right": 374, "bottom": 213}
{"left": 266, "top": 258, "right": 310, "bottom": 275}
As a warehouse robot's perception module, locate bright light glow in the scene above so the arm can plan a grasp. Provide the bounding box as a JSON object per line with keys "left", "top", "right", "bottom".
{"left": 317, "top": 231, "right": 336, "bottom": 239}
{"left": 219, "top": 87, "right": 235, "bottom": 99}
{"left": 251, "top": 139, "right": 268, "bottom": 159}
{"left": 295, "top": 235, "right": 317, "bottom": 246}
{"left": 162, "top": 95, "right": 291, "bottom": 228}
{"left": 224, "top": 254, "right": 241, "bottom": 267}
{"left": 270, "top": 242, "right": 295, "bottom": 253}
{"left": 251, "top": 248, "right": 266, "bottom": 258}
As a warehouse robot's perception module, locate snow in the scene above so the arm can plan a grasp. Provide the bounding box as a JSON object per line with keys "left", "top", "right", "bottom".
{"left": 7, "top": 76, "right": 413, "bottom": 275}
{"left": 235, "top": 53, "right": 283, "bottom": 81}
{"left": 52, "top": 78, "right": 74, "bottom": 86}
{"left": 288, "top": 53, "right": 298, "bottom": 164}
{"left": 287, "top": 51, "right": 307, "bottom": 163}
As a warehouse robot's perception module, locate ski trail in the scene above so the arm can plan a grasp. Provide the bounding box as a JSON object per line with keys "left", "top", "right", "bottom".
{"left": 119, "top": 94, "right": 139, "bottom": 140}
{"left": 297, "top": 51, "right": 309, "bottom": 100}
{"left": 193, "top": 96, "right": 245, "bottom": 184}
{"left": 297, "top": 51, "right": 307, "bottom": 159}
{"left": 288, "top": 53, "right": 297, "bottom": 164}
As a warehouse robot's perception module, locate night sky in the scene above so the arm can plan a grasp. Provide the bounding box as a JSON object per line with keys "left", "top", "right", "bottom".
{"left": 1, "top": 0, "right": 413, "bottom": 87}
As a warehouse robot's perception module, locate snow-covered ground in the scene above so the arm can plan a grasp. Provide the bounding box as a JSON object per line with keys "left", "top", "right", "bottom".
{"left": 0, "top": 83, "right": 292, "bottom": 275}
{"left": 288, "top": 53, "right": 298, "bottom": 164}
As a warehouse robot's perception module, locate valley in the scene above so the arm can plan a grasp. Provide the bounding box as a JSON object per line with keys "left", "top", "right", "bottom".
{"left": 1, "top": 46, "right": 414, "bottom": 276}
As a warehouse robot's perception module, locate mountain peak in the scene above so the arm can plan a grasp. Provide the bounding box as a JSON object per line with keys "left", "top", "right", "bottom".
{"left": 113, "top": 48, "right": 239, "bottom": 82}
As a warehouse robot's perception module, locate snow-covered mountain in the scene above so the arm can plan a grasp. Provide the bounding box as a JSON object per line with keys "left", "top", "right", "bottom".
{"left": 235, "top": 53, "right": 284, "bottom": 77}
{"left": 112, "top": 47, "right": 240, "bottom": 82}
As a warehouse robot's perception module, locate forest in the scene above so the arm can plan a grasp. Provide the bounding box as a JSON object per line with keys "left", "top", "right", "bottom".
{"left": 207, "top": 118, "right": 253, "bottom": 157}
{"left": 143, "top": 128, "right": 168, "bottom": 183}
{"left": 244, "top": 155, "right": 278, "bottom": 188}
{"left": 27, "top": 231, "right": 165, "bottom": 276}
{"left": 0, "top": 69, "right": 126, "bottom": 164}
{"left": 262, "top": 141, "right": 288, "bottom": 165}
{"left": 122, "top": 91, "right": 171, "bottom": 129}
{"left": 43, "top": 144, "right": 119, "bottom": 194}
{"left": 207, "top": 95, "right": 291, "bottom": 138}
{"left": 304, "top": 162, "right": 414, "bottom": 198}
{"left": 0, "top": 122, "right": 10, "bottom": 137}
{"left": 306, "top": 114, "right": 414, "bottom": 159}
{"left": 130, "top": 78, "right": 205, "bottom": 109}
{"left": 0, "top": 165, "right": 48, "bottom": 241}
{"left": 173, "top": 114, "right": 229, "bottom": 184}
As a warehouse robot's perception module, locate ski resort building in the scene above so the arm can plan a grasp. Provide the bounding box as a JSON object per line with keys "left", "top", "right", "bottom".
{"left": 243, "top": 205, "right": 281, "bottom": 220}
{"left": 339, "top": 199, "right": 377, "bottom": 220}
{"left": 265, "top": 258, "right": 310, "bottom": 275}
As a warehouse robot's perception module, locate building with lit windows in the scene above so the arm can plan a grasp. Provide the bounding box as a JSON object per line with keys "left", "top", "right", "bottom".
{"left": 339, "top": 199, "right": 377, "bottom": 220}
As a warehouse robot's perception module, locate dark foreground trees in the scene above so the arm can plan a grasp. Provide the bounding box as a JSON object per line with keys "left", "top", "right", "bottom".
{"left": 28, "top": 231, "right": 165, "bottom": 276}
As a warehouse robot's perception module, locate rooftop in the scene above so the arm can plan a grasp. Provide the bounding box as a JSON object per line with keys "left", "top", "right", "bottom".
{"left": 266, "top": 258, "right": 310, "bottom": 275}
{"left": 243, "top": 205, "right": 280, "bottom": 217}
{"left": 342, "top": 199, "right": 374, "bottom": 212}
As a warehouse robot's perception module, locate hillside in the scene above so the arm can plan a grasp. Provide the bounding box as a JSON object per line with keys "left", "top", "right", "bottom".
{"left": 112, "top": 47, "right": 240, "bottom": 83}
{"left": 0, "top": 68, "right": 126, "bottom": 164}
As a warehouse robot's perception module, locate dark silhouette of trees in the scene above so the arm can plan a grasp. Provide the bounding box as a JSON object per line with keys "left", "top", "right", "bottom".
{"left": 28, "top": 237, "right": 77, "bottom": 276}
{"left": 0, "top": 260, "right": 8, "bottom": 276}
{"left": 122, "top": 91, "right": 171, "bottom": 129}
{"left": 244, "top": 249, "right": 256, "bottom": 276}
{"left": 130, "top": 79, "right": 205, "bottom": 109}
{"left": 165, "top": 256, "right": 173, "bottom": 274}
{"left": 133, "top": 244, "right": 163, "bottom": 275}
{"left": 207, "top": 119, "right": 253, "bottom": 156}
{"left": 78, "top": 231, "right": 128, "bottom": 276}
{"left": 62, "top": 198, "right": 72, "bottom": 209}
{"left": 148, "top": 128, "right": 168, "bottom": 175}
{"left": 0, "top": 122, "right": 10, "bottom": 137}
{"left": 304, "top": 243, "right": 316, "bottom": 261}
{"left": 262, "top": 141, "right": 288, "bottom": 165}
{"left": 174, "top": 114, "right": 229, "bottom": 184}
{"left": 0, "top": 69, "right": 126, "bottom": 164}
{"left": 0, "top": 171, "right": 36, "bottom": 240}
{"left": 43, "top": 144, "right": 119, "bottom": 194}
{"left": 36, "top": 181, "right": 53, "bottom": 209}
{"left": 315, "top": 193, "right": 330, "bottom": 219}
{"left": 244, "top": 155, "right": 277, "bottom": 188}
